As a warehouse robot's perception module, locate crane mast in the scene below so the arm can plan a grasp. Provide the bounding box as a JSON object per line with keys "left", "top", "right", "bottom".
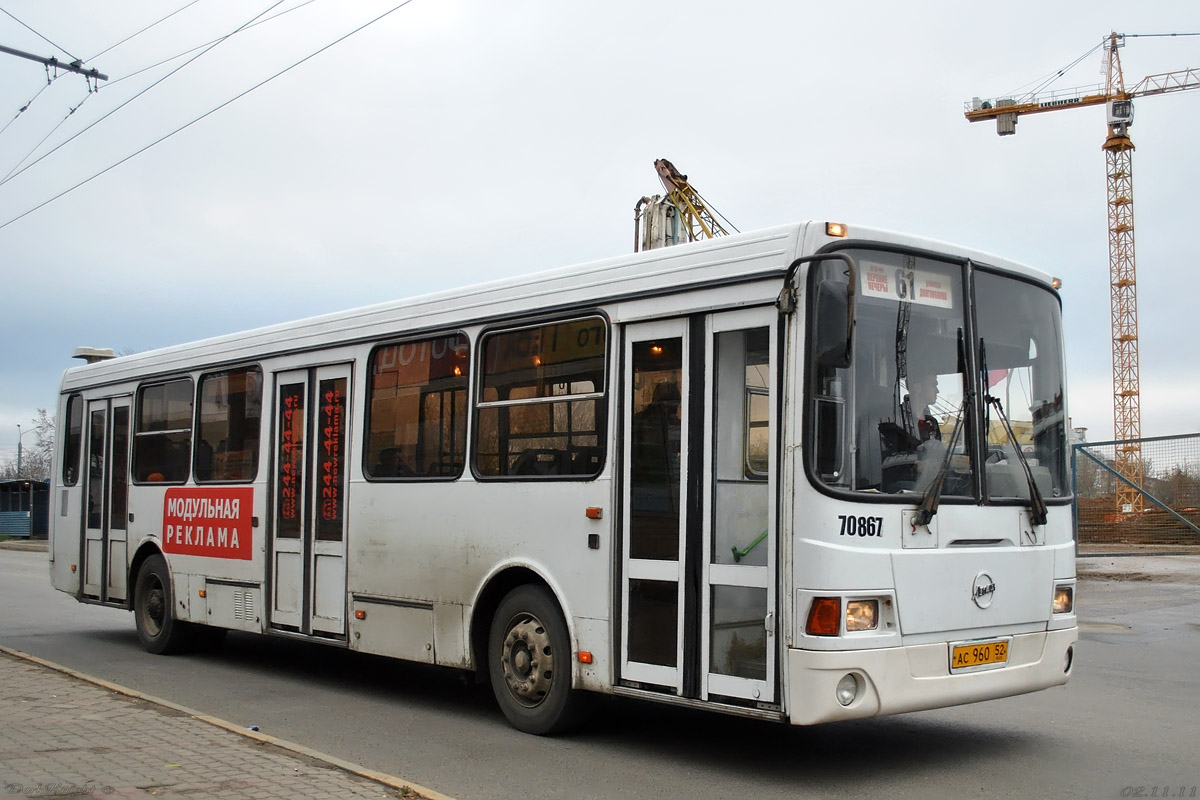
{"left": 1102, "top": 34, "right": 1143, "bottom": 513}
{"left": 966, "top": 32, "right": 1200, "bottom": 513}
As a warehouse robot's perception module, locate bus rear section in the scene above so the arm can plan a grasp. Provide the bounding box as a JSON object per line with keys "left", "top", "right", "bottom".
{"left": 788, "top": 239, "right": 1077, "bottom": 724}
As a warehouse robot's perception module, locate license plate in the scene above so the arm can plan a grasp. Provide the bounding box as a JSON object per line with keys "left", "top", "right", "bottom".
{"left": 950, "top": 638, "right": 1010, "bottom": 673}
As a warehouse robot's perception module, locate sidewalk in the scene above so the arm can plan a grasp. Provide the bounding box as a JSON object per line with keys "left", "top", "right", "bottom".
{"left": 0, "top": 650, "right": 447, "bottom": 800}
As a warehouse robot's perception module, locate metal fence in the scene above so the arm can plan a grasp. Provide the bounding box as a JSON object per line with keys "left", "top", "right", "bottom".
{"left": 1073, "top": 433, "right": 1200, "bottom": 552}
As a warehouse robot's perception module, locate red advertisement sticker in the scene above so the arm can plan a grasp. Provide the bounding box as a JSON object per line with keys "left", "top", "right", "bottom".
{"left": 162, "top": 487, "right": 254, "bottom": 560}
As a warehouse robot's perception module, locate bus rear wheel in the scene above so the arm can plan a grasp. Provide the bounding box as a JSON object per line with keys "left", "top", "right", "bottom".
{"left": 488, "top": 585, "right": 588, "bottom": 735}
{"left": 133, "top": 554, "right": 194, "bottom": 654}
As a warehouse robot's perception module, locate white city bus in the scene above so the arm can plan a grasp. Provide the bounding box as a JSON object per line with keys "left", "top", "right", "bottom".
{"left": 49, "top": 221, "right": 1077, "bottom": 734}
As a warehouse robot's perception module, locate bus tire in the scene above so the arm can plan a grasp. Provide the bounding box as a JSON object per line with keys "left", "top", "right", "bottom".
{"left": 133, "top": 554, "right": 193, "bottom": 655}
{"left": 488, "top": 585, "right": 588, "bottom": 735}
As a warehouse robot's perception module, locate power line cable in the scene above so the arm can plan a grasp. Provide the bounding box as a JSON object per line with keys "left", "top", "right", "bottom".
{"left": 1, "top": 90, "right": 92, "bottom": 183}
{"left": 0, "top": 0, "right": 289, "bottom": 189}
{"left": 0, "top": 5, "right": 81, "bottom": 62}
{"left": 104, "top": 0, "right": 321, "bottom": 90}
{"left": 0, "top": 0, "right": 418, "bottom": 232}
{"left": 0, "top": 76, "right": 56, "bottom": 138}
{"left": 87, "top": 0, "right": 202, "bottom": 62}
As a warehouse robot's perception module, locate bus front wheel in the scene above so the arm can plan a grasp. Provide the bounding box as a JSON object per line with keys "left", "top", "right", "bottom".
{"left": 133, "top": 554, "right": 193, "bottom": 654}
{"left": 488, "top": 585, "right": 588, "bottom": 735}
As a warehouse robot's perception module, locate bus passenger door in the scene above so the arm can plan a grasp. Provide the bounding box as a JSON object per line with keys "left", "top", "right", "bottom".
{"left": 81, "top": 397, "right": 131, "bottom": 604}
{"left": 621, "top": 319, "right": 690, "bottom": 693}
{"left": 620, "top": 309, "right": 778, "bottom": 706}
{"left": 270, "top": 365, "right": 351, "bottom": 637}
{"left": 702, "top": 308, "right": 777, "bottom": 705}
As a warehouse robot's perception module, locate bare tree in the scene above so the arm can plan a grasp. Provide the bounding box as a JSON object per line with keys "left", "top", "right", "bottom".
{"left": 1, "top": 409, "right": 54, "bottom": 481}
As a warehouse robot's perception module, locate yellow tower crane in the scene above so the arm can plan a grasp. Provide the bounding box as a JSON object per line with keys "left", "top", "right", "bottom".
{"left": 965, "top": 32, "right": 1199, "bottom": 512}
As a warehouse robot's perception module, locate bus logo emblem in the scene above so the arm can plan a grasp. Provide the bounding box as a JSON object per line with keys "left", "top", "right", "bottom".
{"left": 972, "top": 572, "right": 997, "bottom": 609}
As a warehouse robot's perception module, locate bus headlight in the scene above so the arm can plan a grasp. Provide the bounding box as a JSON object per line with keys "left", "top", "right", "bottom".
{"left": 845, "top": 599, "right": 879, "bottom": 631}
{"left": 1053, "top": 585, "right": 1074, "bottom": 614}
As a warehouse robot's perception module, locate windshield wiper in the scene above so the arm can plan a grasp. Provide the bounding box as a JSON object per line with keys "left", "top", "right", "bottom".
{"left": 913, "top": 329, "right": 970, "bottom": 527}
{"left": 985, "top": 394, "right": 1049, "bottom": 526}
{"left": 979, "top": 339, "right": 1048, "bottom": 526}
{"left": 912, "top": 397, "right": 967, "bottom": 527}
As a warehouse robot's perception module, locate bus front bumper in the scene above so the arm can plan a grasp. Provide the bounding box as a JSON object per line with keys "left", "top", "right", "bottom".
{"left": 785, "top": 627, "right": 1078, "bottom": 726}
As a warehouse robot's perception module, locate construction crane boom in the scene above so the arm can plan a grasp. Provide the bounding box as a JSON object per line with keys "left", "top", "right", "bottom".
{"left": 634, "top": 159, "right": 737, "bottom": 252}
{"left": 964, "top": 67, "right": 1200, "bottom": 123}
{"left": 653, "top": 158, "right": 732, "bottom": 241}
{"left": 965, "top": 33, "right": 1199, "bottom": 513}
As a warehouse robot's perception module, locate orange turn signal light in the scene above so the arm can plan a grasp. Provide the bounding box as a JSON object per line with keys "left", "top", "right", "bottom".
{"left": 198, "top": 589, "right": 206, "bottom": 598}
{"left": 806, "top": 597, "right": 842, "bottom": 636}
{"left": 585, "top": 507, "right": 603, "bottom": 520}
{"left": 577, "top": 651, "right": 593, "bottom": 664}
{"left": 826, "top": 222, "right": 848, "bottom": 238}
{"left": 355, "top": 609, "right": 366, "bottom": 620}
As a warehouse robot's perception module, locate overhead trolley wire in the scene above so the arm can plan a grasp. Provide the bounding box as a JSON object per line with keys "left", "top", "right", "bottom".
{"left": 0, "top": 0, "right": 291, "bottom": 189}
{"left": 0, "top": 0, "right": 418, "bottom": 232}
{"left": 0, "top": 6, "right": 82, "bottom": 62}
{"left": 103, "top": 0, "right": 321, "bottom": 90}
{"left": 0, "top": 77, "right": 56, "bottom": 139}
{"left": 1, "top": 90, "right": 93, "bottom": 184}
{"left": 87, "top": 0, "right": 203, "bottom": 62}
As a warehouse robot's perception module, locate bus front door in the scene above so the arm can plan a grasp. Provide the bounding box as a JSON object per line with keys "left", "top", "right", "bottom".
{"left": 269, "top": 365, "right": 351, "bottom": 637}
{"left": 81, "top": 397, "right": 131, "bottom": 604}
{"left": 621, "top": 308, "right": 778, "bottom": 706}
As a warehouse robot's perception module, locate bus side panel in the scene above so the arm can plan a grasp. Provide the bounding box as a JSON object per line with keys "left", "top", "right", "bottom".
{"left": 127, "top": 480, "right": 269, "bottom": 628}
{"left": 345, "top": 477, "right": 614, "bottom": 676}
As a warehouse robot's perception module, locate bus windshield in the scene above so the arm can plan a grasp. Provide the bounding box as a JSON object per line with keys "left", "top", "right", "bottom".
{"left": 809, "top": 249, "right": 1068, "bottom": 502}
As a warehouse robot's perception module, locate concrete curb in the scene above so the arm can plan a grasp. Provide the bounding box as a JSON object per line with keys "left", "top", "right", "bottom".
{"left": 0, "top": 644, "right": 456, "bottom": 800}
{"left": 0, "top": 539, "right": 49, "bottom": 552}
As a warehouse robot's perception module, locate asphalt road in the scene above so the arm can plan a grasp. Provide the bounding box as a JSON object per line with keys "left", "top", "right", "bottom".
{"left": 2, "top": 548, "right": 1197, "bottom": 800}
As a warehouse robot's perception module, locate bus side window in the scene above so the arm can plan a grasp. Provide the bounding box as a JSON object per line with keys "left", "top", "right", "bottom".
{"left": 194, "top": 366, "right": 263, "bottom": 483}
{"left": 132, "top": 378, "right": 194, "bottom": 484}
{"left": 61, "top": 394, "right": 84, "bottom": 486}
{"left": 365, "top": 333, "right": 470, "bottom": 480}
{"left": 475, "top": 316, "right": 607, "bottom": 479}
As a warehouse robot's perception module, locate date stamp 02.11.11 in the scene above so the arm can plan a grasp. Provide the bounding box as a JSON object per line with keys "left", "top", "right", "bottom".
{"left": 1121, "top": 788, "right": 1198, "bottom": 799}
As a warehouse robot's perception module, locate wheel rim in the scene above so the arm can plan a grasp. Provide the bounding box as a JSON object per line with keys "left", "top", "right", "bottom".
{"left": 499, "top": 612, "right": 555, "bottom": 708}
{"left": 142, "top": 575, "right": 166, "bottom": 637}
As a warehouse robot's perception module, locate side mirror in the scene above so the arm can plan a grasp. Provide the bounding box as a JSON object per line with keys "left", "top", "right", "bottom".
{"left": 814, "top": 279, "right": 853, "bottom": 369}
{"left": 779, "top": 251, "right": 857, "bottom": 369}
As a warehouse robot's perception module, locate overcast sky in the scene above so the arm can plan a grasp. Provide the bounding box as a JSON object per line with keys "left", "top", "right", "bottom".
{"left": 1, "top": 0, "right": 1198, "bottom": 463}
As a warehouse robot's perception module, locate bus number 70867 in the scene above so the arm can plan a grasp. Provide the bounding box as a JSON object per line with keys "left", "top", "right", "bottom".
{"left": 838, "top": 515, "right": 883, "bottom": 537}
